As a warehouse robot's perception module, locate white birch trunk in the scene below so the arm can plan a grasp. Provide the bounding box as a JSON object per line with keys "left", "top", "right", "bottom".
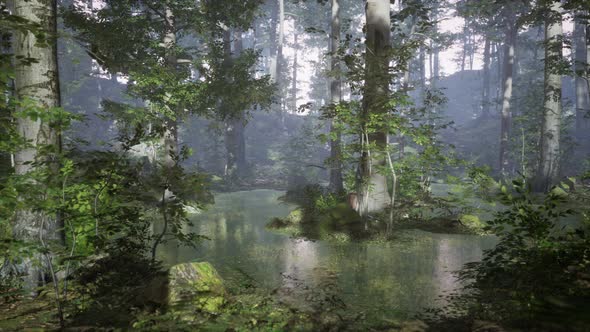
{"left": 536, "top": 1, "right": 563, "bottom": 192}
{"left": 357, "top": 0, "right": 391, "bottom": 216}
{"left": 13, "top": 0, "right": 61, "bottom": 293}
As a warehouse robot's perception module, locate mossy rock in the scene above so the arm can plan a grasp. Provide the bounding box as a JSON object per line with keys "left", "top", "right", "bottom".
{"left": 286, "top": 209, "right": 304, "bottom": 224}
{"left": 169, "top": 262, "right": 226, "bottom": 317}
{"left": 326, "top": 203, "right": 361, "bottom": 225}
{"left": 459, "top": 214, "right": 485, "bottom": 229}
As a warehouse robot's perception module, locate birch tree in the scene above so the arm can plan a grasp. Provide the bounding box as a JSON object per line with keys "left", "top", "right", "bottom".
{"left": 499, "top": 9, "right": 517, "bottom": 175}
{"left": 328, "top": 0, "right": 343, "bottom": 193}
{"left": 574, "top": 11, "right": 589, "bottom": 139}
{"left": 357, "top": 0, "right": 391, "bottom": 216}
{"left": 12, "top": 0, "right": 62, "bottom": 293}
{"left": 535, "top": 0, "right": 563, "bottom": 192}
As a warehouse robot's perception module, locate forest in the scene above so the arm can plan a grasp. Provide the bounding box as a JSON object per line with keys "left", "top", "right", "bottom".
{"left": 1, "top": 0, "right": 590, "bottom": 330}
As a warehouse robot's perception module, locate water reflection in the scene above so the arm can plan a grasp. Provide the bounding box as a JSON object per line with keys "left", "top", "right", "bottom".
{"left": 160, "top": 190, "right": 496, "bottom": 320}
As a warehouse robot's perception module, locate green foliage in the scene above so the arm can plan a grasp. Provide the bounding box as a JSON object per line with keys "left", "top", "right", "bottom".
{"left": 457, "top": 179, "right": 590, "bottom": 329}
{"left": 70, "top": 253, "right": 164, "bottom": 327}
{"left": 63, "top": 0, "right": 272, "bottom": 123}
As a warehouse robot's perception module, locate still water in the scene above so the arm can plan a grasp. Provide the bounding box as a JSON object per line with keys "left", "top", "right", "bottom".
{"left": 161, "top": 189, "right": 496, "bottom": 320}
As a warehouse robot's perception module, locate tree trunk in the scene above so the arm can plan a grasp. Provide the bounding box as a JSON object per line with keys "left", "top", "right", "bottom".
{"left": 575, "top": 12, "right": 590, "bottom": 139}
{"left": 535, "top": 1, "right": 563, "bottom": 192}
{"left": 269, "top": 0, "right": 278, "bottom": 80}
{"left": 234, "top": 32, "right": 247, "bottom": 176}
{"left": 461, "top": 22, "right": 468, "bottom": 72}
{"left": 357, "top": 0, "right": 391, "bottom": 216}
{"left": 469, "top": 29, "right": 475, "bottom": 70}
{"left": 399, "top": 16, "right": 416, "bottom": 160}
{"left": 328, "top": 0, "right": 344, "bottom": 193}
{"left": 495, "top": 41, "right": 502, "bottom": 114}
{"left": 13, "top": 0, "right": 62, "bottom": 294}
{"left": 277, "top": 0, "right": 286, "bottom": 126}
{"left": 481, "top": 35, "right": 491, "bottom": 117}
{"left": 163, "top": 6, "right": 178, "bottom": 168}
{"left": 224, "top": 30, "right": 247, "bottom": 179}
{"left": 499, "top": 16, "right": 516, "bottom": 175}
{"left": 1, "top": 25, "right": 14, "bottom": 175}
{"left": 292, "top": 29, "right": 298, "bottom": 111}
{"left": 419, "top": 45, "right": 426, "bottom": 92}
{"left": 432, "top": 2, "right": 440, "bottom": 84}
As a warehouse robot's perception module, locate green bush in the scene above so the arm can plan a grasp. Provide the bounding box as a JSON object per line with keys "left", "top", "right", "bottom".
{"left": 458, "top": 179, "right": 590, "bottom": 330}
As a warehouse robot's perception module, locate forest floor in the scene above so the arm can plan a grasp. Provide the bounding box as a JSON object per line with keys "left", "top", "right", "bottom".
{"left": 0, "top": 295, "right": 58, "bottom": 331}
{"left": 0, "top": 282, "right": 451, "bottom": 331}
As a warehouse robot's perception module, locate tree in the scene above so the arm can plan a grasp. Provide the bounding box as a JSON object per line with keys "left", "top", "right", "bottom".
{"left": 357, "top": 0, "right": 391, "bottom": 216}
{"left": 574, "top": 10, "right": 589, "bottom": 139}
{"left": 12, "top": 0, "right": 64, "bottom": 295}
{"left": 162, "top": 4, "right": 179, "bottom": 169}
{"left": 328, "top": 0, "right": 344, "bottom": 193}
{"left": 224, "top": 30, "right": 248, "bottom": 180}
{"left": 499, "top": 7, "right": 517, "bottom": 175}
{"left": 481, "top": 35, "right": 492, "bottom": 117}
{"left": 269, "top": 0, "right": 287, "bottom": 127}
{"left": 535, "top": 0, "right": 563, "bottom": 192}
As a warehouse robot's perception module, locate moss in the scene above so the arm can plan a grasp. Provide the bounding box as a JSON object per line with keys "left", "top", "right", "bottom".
{"left": 169, "top": 262, "right": 227, "bottom": 317}
{"left": 459, "top": 214, "right": 485, "bottom": 229}
{"left": 0, "top": 296, "right": 59, "bottom": 331}
{"left": 267, "top": 209, "right": 306, "bottom": 230}
{"left": 286, "top": 209, "right": 304, "bottom": 224}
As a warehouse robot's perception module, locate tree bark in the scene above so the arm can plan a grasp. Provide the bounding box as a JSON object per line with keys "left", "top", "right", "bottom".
{"left": 328, "top": 0, "right": 344, "bottom": 193}
{"left": 535, "top": 0, "right": 563, "bottom": 192}
{"left": 13, "top": 0, "right": 62, "bottom": 294}
{"left": 499, "top": 15, "right": 516, "bottom": 175}
{"left": 163, "top": 6, "right": 178, "bottom": 168}
{"left": 1, "top": 19, "right": 14, "bottom": 175}
{"left": 461, "top": 21, "right": 468, "bottom": 72}
{"left": 224, "top": 30, "right": 247, "bottom": 179}
{"left": 269, "top": 0, "right": 278, "bottom": 80}
{"left": 432, "top": 2, "right": 440, "bottom": 84}
{"left": 357, "top": 0, "right": 391, "bottom": 216}
{"left": 481, "top": 35, "right": 491, "bottom": 117}
{"left": 574, "top": 11, "right": 590, "bottom": 139}
{"left": 276, "top": 0, "right": 286, "bottom": 126}
{"left": 495, "top": 41, "right": 503, "bottom": 114}
{"left": 292, "top": 29, "right": 298, "bottom": 111}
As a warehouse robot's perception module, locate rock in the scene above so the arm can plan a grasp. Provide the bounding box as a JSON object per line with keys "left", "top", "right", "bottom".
{"left": 135, "top": 273, "right": 168, "bottom": 309}
{"left": 472, "top": 320, "right": 505, "bottom": 332}
{"left": 317, "top": 312, "right": 342, "bottom": 332}
{"left": 460, "top": 214, "right": 483, "bottom": 229}
{"left": 168, "top": 262, "right": 226, "bottom": 316}
{"left": 183, "top": 205, "right": 201, "bottom": 215}
{"left": 286, "top": 209, "right": 304, "bottom": 224}
{"left": 399, "top": 320, "right": 428, "bottom": 332}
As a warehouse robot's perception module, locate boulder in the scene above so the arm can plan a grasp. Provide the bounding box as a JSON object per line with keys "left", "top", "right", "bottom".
{"left": 168, "top": 262, "right": 226, "bottom": 316}
{"left": 472, "top": 320, "right": 505, "bottom": 332}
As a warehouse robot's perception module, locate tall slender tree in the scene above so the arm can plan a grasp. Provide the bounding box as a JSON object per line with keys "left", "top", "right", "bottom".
{"left": 224, "top": 30, "right": 248, "bottom": 179}
{"left": 535, "top": 0, "right": 563, "bottom": 192}
{"left": 481, "top": 35, "right": 491, "bottom": 117}
{"left": 292, "top": 28, "right": 298, "bottom": 112}
{"left": 12, "top": 0, "right": 63, "bottom": 293}
{"left": 357, "top": 0, "right": 391, "bottom": 216}
{"left": 162, "top": 5, "right": 178, "bottom": 169}
{"left": 574, "top": 11, "right": 589, "bottom": 139}
{"left": 328, "top": 0, "right": 343, "bottom": 193}
{"left": 499, "top": 9, "right": 517, "bottom": 175}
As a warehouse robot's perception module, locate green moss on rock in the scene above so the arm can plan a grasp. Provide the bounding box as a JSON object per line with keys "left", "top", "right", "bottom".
{"left": 169, "top": 262, "right": 226, "bottom": 316}
{"left": 459, "top": 214, "right": 486, "bottom": 231}
{"left": 286, "top": 209, "right": 304, "bottom": 224}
